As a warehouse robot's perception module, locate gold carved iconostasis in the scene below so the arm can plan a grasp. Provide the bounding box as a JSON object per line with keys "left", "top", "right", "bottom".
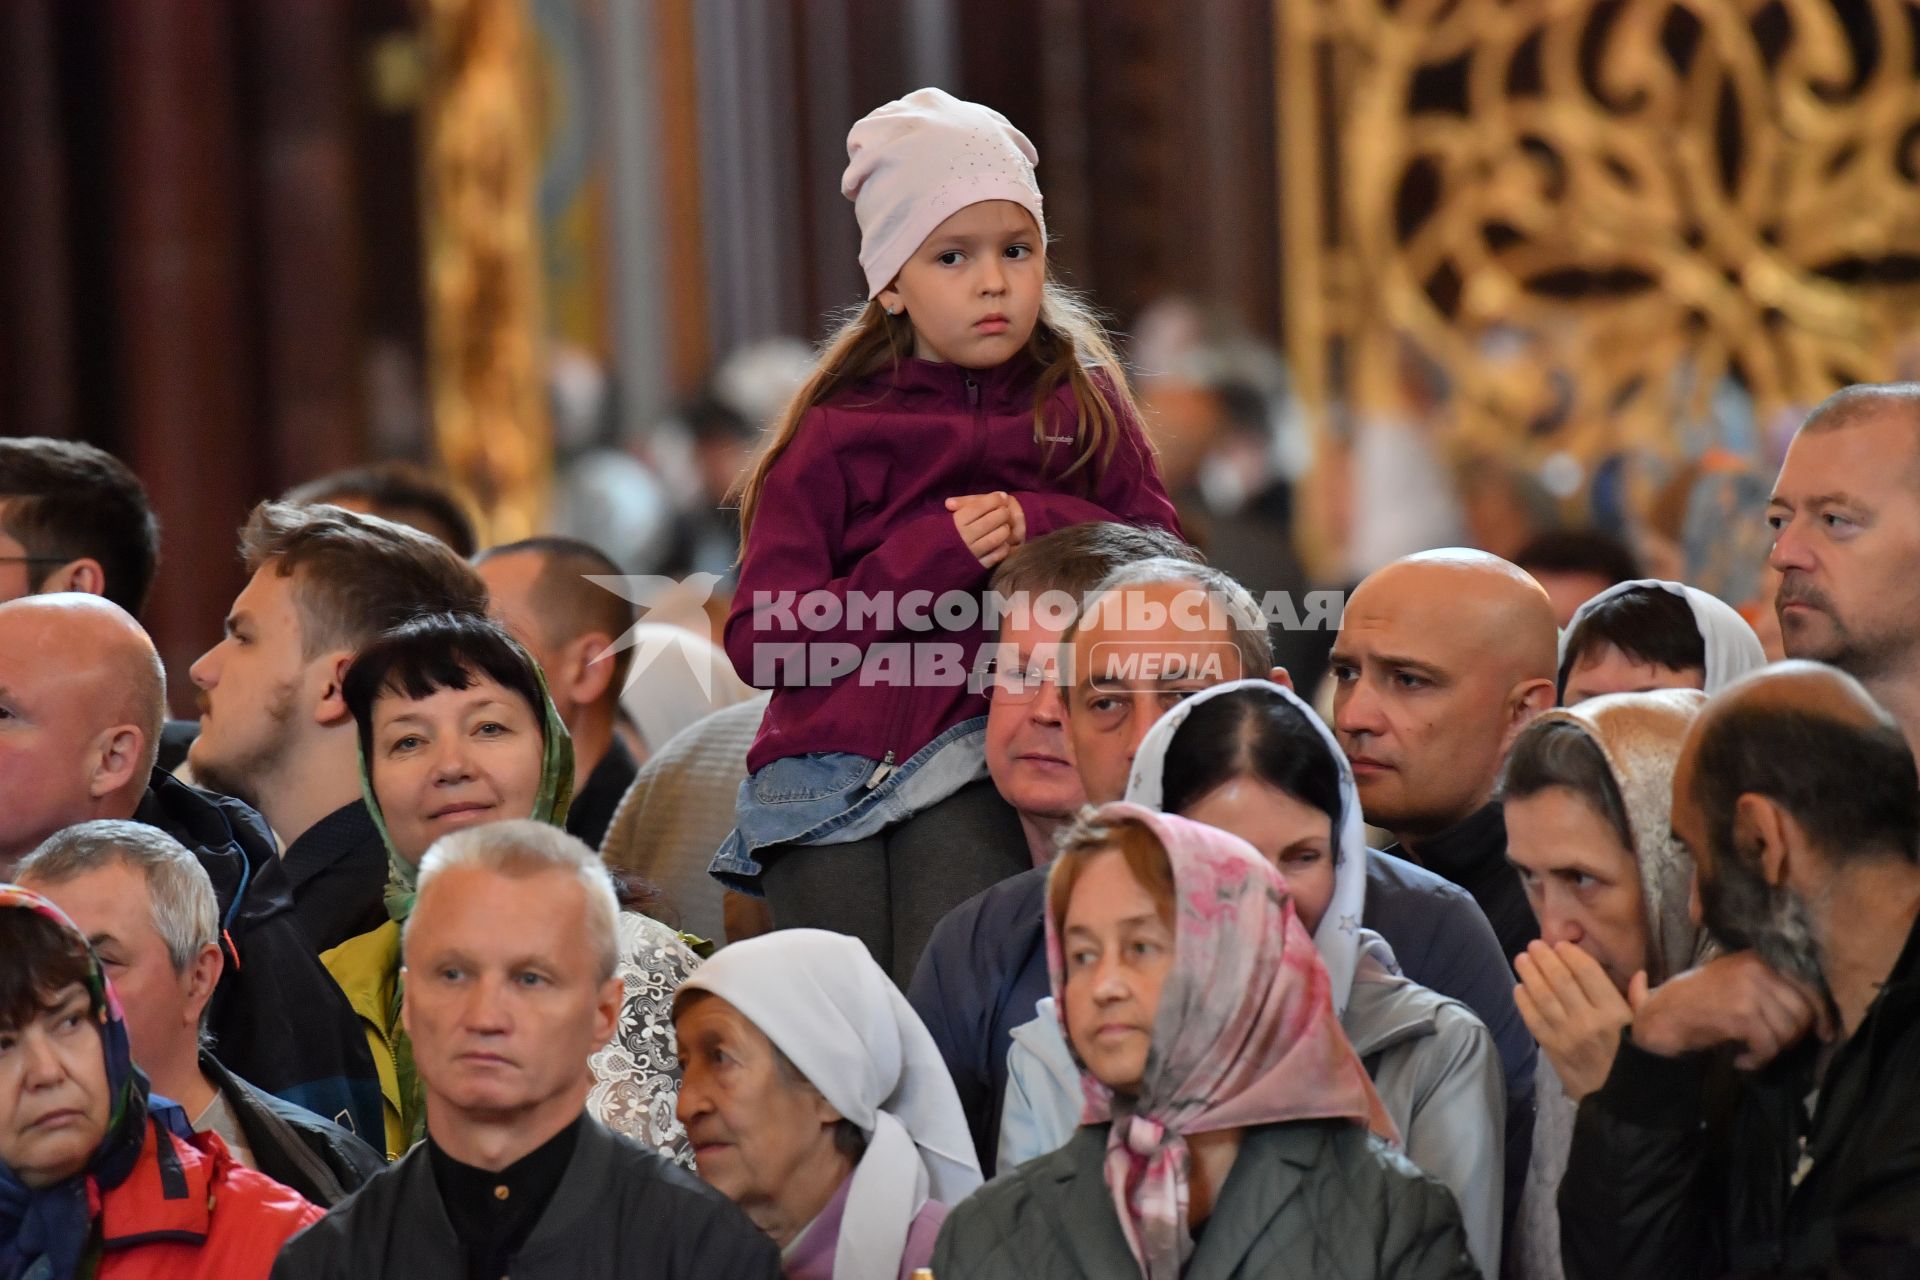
{"left": 1277, "top": 0, "right": 1920, "bottom": 574}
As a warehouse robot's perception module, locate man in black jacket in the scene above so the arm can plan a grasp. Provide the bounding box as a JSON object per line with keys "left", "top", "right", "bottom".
{"left": 274, "top": 820, "right": 776, "bottom": 1279}
{"left": 0, "top": 594, "right": 383, "bottom": 1140}
{"left": 18, "top": 819, "right": 386, "bottom": 1206}
{"left": 1561, "top": 661, "right": 1920, "bottom": 1278}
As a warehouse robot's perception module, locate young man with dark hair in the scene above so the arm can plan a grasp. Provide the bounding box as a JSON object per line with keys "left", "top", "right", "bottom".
{"left": 476, "top": 535, "right": 638, "bottom": 848}
{"left": 1562, "top": 662, "right": 1920, "bottom": 1277}
{"left": 282, "top": 461, "right": 480, "bottom": 558}
{"left": 190, "top": 500, "right": 491, "bottom": 953}
{"left": 0, "top": 436, "right": 160, "bottom": 615}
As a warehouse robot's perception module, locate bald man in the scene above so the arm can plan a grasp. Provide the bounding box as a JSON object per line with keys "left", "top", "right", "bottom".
{"left": 475, "top": 536, "right": 637, "bottom": 849}
{"left": 1561, "top": 661, "right": 1920, "bottom": 1278}
{"left": 1331, "top": 549, "right": 1560, "bottom": 966}
{"left": 1769, "top": 383, "right": 1920, "bottom": 759}
{"left": 0, "top": 594, "right": 384, "bottom": 1139}
{"left": 0, "top": 594, "right": 168, "bottom": 868}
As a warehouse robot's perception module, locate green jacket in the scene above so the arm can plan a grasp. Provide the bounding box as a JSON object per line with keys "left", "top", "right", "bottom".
{"left": 321, "top": 921, "right": 414, "bottom": 1159}
{"left": 932, "top": 1120, "right": 1479, "bottom": 1280}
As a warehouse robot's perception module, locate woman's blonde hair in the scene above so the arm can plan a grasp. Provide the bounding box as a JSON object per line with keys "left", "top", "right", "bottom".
{"left": 733, "top": 271, "right": 1145, "bottom": 545}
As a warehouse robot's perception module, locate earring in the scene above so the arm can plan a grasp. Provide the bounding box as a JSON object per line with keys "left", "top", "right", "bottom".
{"left": 885, "top": 304, "right": 901, "bottom": 316}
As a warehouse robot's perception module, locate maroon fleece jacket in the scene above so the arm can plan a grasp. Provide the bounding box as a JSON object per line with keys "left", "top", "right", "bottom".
{"left": 726, "top": 353, "right": 1180, "bottom": 774}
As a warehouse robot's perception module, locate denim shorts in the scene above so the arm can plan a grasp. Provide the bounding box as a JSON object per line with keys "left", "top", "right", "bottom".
{"left": 708, "top": 716, "right": 989, "bottom": 893}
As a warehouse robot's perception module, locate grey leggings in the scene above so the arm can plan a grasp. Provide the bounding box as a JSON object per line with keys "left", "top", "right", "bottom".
{"left": 759, "top": 779, "right": 1031, "bottom": 985}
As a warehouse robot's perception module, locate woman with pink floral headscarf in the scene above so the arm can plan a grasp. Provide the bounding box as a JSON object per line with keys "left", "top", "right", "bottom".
{"left": 930, "top": 805, "right": 1478, "bottom": 1280}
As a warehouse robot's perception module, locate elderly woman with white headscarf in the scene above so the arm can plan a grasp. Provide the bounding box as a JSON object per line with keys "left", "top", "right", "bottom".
{"left": 996, "top": 680, "right": 1506, "bottom": 1278}
{"left": 671, "top": 929, "right": 981, "bottom": 1280}
{"left": 1557, "top": 578, "right": 1766, "bottom": 704}
{"left": 1499, "top": 689, "right": 1714, "bottom": 1279}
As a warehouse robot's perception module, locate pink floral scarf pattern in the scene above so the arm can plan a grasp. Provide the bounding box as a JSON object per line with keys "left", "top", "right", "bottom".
{"left": 1045, "top": 803, "right": 1396, "bottom": 1279}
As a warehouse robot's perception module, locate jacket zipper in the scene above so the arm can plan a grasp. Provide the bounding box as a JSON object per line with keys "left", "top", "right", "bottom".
{"left": 870, "top": 373, "right": 982, "bottom": 791}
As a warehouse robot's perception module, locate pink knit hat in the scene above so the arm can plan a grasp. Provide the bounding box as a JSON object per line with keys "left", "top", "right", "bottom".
{"left": 842, "top": 87, "right": 1046, "bottom": 299}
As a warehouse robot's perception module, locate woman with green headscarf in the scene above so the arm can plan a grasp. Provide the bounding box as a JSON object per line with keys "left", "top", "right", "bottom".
{"left": 324, "top": 613, "right": 698, "bottom": 1162}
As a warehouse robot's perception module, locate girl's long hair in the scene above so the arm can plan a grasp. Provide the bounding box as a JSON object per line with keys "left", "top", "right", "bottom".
{"left": 732, "top": 270, "right": 1145, "bottom": 545}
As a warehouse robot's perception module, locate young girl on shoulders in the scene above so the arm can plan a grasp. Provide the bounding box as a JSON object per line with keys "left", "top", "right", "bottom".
{"left": 713, "top": 88, "right": 1181, "bottom": 981}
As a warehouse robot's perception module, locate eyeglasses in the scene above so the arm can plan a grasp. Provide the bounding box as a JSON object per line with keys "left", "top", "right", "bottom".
{"left": 975, "top": 654, "right": 1071, "bottom": 703}
{"left": 977, "top": 659, "right": 1048, "bottom": 701}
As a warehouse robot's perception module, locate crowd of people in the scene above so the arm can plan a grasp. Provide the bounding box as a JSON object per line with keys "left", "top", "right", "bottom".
{"left": 6, "top": 86, "right": 1920, "bottom": 1280}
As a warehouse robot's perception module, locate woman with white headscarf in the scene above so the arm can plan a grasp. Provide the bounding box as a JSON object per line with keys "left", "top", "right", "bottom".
{"left": 670, "top": 929, "right": 981, "bottom": 1280}
{"left": 1558, "top": 578, "right": 1766, "bottom": 704}
{"left": 1499, "top": 689, "right": 1714, "bottom": 1279}
{"left": 997, "top": 680, "right": 1506, "bottom": 1278}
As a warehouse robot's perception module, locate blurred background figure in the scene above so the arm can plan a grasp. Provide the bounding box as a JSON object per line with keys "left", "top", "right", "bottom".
{"left": 283, "top": 462, "right": 480, "bottom": 559}
{"left": 1514, "top": 530, "right": 1642, "bottom": 630}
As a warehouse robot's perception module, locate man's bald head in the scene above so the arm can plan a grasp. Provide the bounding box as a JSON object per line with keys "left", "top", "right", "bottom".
{"left": 1353, "top": 549, "right": 1560, "bottom": 684}
{"left": 1800, "top": 382, "right": 1920, "bottom": 449}
{"left": 1702, "top": 659, "right": 1891, "bottom": 732}
{"left": 1681, "top": 660, "right": 1915, "bottom": 862}
{"left": 0, "top": 594, "right": 166, "bottom": 862}
{"left": 1330, "top": 549, "right": 1560, "bottom": 838}
{"left": 0, "top": 594, "right": 165, "bottom": 761}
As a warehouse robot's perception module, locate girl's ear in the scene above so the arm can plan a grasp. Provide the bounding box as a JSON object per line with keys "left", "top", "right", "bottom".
{"left": 876, "top": 285, "right": 904, "bottom": 317}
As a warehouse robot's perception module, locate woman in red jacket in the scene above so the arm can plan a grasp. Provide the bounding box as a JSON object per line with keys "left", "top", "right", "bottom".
{"left": 716, "top": 88, "right": 1181, "bottom": 981}
{"left": 0, "top": 885, "right": 321, "bottom": 1280}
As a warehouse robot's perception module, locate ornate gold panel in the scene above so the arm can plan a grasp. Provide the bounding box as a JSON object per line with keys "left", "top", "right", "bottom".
{"left": 420, "top": 0, "right": 551, "bottom": 544}
{"left": 1277, "top": 0, "right": 1920, "bottom": 472}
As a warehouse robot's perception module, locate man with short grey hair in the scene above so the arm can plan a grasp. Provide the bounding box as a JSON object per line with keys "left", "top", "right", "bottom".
{"left": 19, "top": 821, "right": 383, "bottom": 1206}
{"left": 405, "top": 819, "right": 624, "bottom": 981}
{"left": 274, "top": 820, "right": 777, "bottom": 1280}
{"left": 1769, "top": 382, "right": 1920, "bottom": 757}
{"left": 1063, "top": 556, "right": 1283, "bottom": 805}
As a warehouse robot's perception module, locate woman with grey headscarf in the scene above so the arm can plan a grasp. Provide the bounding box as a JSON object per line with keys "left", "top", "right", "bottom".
{"left": 1499, "top": 689, "right": 1715, "bottom": 1279}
